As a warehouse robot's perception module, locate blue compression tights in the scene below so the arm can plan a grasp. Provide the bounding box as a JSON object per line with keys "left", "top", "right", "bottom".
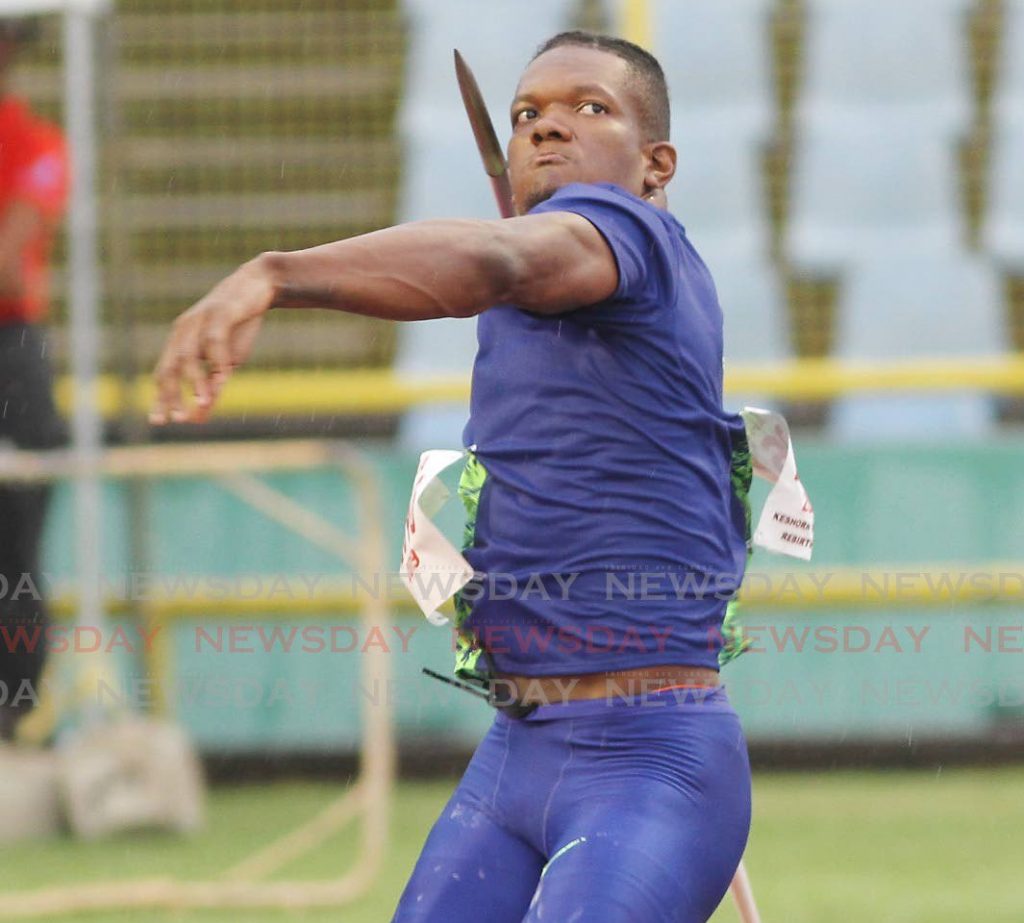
{"left": 392, "top": 686, "right": 752, "bottom": 923}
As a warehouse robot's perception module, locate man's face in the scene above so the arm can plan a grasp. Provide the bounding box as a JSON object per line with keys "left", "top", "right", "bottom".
{"left": 507, "top": 45, "right": 651, "bottom": 215}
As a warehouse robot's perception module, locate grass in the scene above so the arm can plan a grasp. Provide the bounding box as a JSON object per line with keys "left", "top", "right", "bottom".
{"left": 1, "top": 767, "right": 1022, "bottom": 922}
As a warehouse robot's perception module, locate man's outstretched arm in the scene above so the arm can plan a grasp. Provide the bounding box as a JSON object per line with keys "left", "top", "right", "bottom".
{"left": 150, "top": 211, "right": 617, "bottom": 424}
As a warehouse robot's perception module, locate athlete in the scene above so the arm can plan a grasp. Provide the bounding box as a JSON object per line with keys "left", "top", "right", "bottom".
{"left": 0, "top": 17, "right": 70, "bottom": 741}
{"left": 151, "top": 32, "right": 752, "bottom": 923}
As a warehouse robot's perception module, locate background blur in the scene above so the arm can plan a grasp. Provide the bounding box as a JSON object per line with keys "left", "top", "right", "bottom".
{"left": 2, "top": 1, "right": 1024, "bottom": 921}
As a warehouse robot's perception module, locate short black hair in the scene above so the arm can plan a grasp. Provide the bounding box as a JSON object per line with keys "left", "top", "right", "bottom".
{"left": 531, "top": 31, "right": 670, "bottom": 143}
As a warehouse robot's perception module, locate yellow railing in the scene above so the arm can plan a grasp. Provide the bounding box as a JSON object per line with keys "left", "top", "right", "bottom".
{"left": 55, "top": 355, "right": 1024, "bottom": 419}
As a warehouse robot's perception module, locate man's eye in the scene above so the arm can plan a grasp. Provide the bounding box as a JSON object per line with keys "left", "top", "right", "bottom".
{"left": 514, "top": 108, "right": 537, "bottom": 125}
{"left": 579, "top": 102, "right": 607, "bottom": 115}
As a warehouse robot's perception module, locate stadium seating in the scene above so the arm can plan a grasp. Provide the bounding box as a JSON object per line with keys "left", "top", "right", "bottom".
{"left": 787, "top": 111, "right": 964, "bottom": 273}
{"left": 789, "top": 0, "right": 973, "bottom": 273}
{"left": 30, "top": 4, "right": 408, "bottom": 375}
{"left": 984, "top": 111, "right": 1024, "bottom": 270}
{"left": 801, "top": 0, "right": 973, "bottom": 134}
{"left": 711, "top": 252, "right": 791, "bottom": 414}
{"left": 830, "top": 254, "right": 1004, "bottom": 440}
{"left": 61, "top": 0, "right": 1012, "bottom": 435}
{"left": 984, "top": 1, "right": 1024, "bottom": 269}
{"left": 652, "top": 1, "right": 776, "bottom": 291}
{"left": 994, "top": 0, "right": 1024, "bottom": 123}
{"left": 714, "top": 253, "right": 790, "bottom": 363}
{"left": 671, "top": 129, "right": 770, "bottom": 264}
{"left": 649, "top": 0, "right": 776, "bottom": 142}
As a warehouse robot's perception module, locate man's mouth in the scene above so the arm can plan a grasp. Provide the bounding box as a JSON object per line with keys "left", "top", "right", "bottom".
{"left": 533, "top": 152, "right": 569, "bottom": 166}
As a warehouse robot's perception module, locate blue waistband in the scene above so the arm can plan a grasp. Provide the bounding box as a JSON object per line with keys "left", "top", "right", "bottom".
{"left": 514, "top": 683, "right": 735, "bottom": 722}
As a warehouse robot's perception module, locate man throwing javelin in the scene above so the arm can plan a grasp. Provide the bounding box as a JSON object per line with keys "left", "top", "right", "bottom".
{"left": 152, "top": 32, "right": 754, "bottom": 923}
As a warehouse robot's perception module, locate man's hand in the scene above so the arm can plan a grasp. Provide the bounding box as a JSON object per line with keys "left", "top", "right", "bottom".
{"left": 149, "top": 257, "right": 275, "bottom": 425}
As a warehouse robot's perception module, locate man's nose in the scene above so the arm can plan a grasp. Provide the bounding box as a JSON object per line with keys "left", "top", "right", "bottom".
{"left": 531, "top": 114, "right": 572, "bottom": 144}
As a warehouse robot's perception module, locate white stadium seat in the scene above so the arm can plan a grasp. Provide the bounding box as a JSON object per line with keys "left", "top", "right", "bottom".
{"left": 830, "top": 255, "right": 1005, "bottom": 441}
{"left": 787, "top": 112, "right": 964, "bottom": 273}
{"left": 671, "top": 131, "right": 770, "bottom": 263}
{"left": 986, "top": 0, "right": 1024, "bottom": 267}
{"left": 983, "top": 110, "right": 1024, "bottom": 269}
{"left": 994, "top": 0, "right": 1024, "bottom": 125}
{"left": 801, "top": 0, "right": 972, "bottom": 135}
{"left": 711, "top": 252, "right": 792, "bottom": 414}
{"left": 650, "top": 0, "right": 775, "bottom": 142}
{"left": 713, "top": 253, "right": 790, "bottom": 365}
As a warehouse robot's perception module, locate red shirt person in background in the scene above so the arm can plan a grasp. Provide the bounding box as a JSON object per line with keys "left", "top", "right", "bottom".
{"left": 0, "top": 17, "right": 70, "bottom": 741}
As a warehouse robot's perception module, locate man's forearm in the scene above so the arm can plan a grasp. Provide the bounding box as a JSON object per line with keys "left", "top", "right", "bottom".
{"left": 261, "top": 218, "right": 519, "bottom": 321}
{"left": 150, "top": 207, "right": 618, "bottom": 424}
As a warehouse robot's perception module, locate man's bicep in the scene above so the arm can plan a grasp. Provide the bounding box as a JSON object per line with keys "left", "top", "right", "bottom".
{"left": 502, "top": 211, "right": 619, "bottom": 315}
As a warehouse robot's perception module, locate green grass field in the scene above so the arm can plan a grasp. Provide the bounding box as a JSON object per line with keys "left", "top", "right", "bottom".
{"left": 1, "top": 767, "right": 1021, "bottom": 922}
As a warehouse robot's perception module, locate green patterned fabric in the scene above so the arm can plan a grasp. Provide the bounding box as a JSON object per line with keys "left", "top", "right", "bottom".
{"left": 729, "top": 431, "right": 753, "bottom": 554}
{"left": 453, "top": 452, "right": 489, "bottom": 681}
{"left": 719, "top": 430, "right": 754, "bottom": 668}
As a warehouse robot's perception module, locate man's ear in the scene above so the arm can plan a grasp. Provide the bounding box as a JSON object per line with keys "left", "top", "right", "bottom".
{"left": 642, "top": 141, "right": 677, "bottom": 197}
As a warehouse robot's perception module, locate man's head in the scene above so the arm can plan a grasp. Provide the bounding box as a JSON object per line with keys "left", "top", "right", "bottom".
{"left": 507, "top": 31, "right": 675, "bottom": 214}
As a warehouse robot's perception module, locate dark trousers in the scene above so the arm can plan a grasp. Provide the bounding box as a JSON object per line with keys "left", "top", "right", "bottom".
{"left": 0, "top": 321, "right": 67, "bottom": 732}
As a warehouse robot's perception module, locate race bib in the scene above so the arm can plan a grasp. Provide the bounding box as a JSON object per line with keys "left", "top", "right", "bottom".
{"left": 741, "top": 407, "right": 815, "bottom": 560}
{"left": 399, "top": 450, "right": 474, "bottom": 624}
{"left": 400, "top": 411, "right": 815, "bottom": 622}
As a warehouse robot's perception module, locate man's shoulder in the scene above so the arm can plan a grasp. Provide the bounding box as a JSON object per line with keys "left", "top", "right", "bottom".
{"left": 536, "top": 181, "right": 670, "bottom": 217}
{"left": 532, "top": 182, "right": 685, "bottom": 253}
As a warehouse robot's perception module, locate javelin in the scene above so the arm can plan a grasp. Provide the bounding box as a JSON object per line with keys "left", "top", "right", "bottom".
{"left": 453, "top": 50, "right": 515, "bottom": 218}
